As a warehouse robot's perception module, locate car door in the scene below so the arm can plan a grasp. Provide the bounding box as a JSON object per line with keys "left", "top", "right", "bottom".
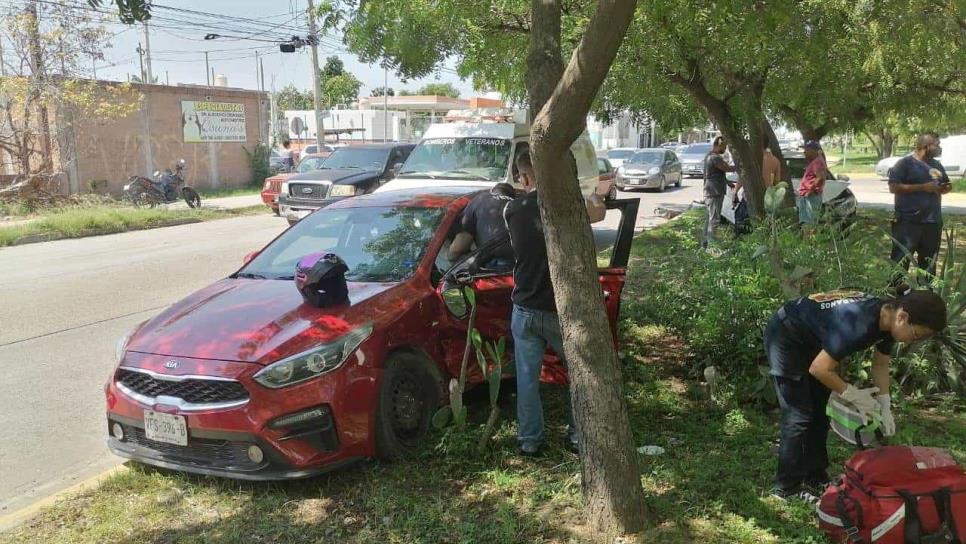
{"left": 667, "top": 151, "right": 682, "bottom": 182}
{"left": 435, "top": 197, "right": 639, "bottom": 385}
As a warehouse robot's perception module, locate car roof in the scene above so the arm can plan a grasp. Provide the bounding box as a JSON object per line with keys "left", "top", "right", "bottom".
{"left": 332, "top": 143, "right": 413, "bottom": 150}
{"left": 633, "top": 148, "right": 667, "bottom": 153}
{"left": 324, "top": 186, "right": 482, "bottom": 209}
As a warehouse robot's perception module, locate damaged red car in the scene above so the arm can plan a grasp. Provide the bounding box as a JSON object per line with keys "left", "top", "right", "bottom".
{"left": 105, "top": 187, "right": 638, "bottom": 479}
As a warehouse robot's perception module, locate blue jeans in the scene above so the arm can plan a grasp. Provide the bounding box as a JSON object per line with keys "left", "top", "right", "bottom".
{"left": 797, "top": 194, "right": 823, "bottom": 224}
{"left": 511, "top": 304, "right": 577, "bottom": 449}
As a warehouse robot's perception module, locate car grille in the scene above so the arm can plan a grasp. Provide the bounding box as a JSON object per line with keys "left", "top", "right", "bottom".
{"left": 116, "top": 369, "right": 249, "bottom": 404}
{"left": 269, "top": 178, "right": 282, "bottom": 193}
{"left": 120, "top": 424, "right": 263, "bottom": 471}
{"left": 289, "top": 183, "right": 327, "bottom": 199}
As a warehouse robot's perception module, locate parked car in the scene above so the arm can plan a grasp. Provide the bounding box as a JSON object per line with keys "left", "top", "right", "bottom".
{"left": 378, "top": 112, "right": 600, "bottom": 199}
{"left": 261, "top": 156, "right": 330, "bottom": 215}
{"left": 875, "top": 155, "right": 905, "bottom": 179}
{"left": 597, "top": 157, "right": 617, "bottom": 200}
{"left": 301, "top": 144, "right": 335, "bottom": 158}
{"left": 677, "top": 142, "right": 714, "bottom": 177}
{"left": 605, "top": 147, "right": 638, "bottom": 168}
{"left": 105, "top": 186, "right": 639, "bottom": 479}
{"left": 269, "top": 150, "right": 289, "bottom": 174}
{"left": 615, "top": 148, "right": 682, "bottom": 192}
{"left": 279, "top": 143, "right": 415, "bottom": 225}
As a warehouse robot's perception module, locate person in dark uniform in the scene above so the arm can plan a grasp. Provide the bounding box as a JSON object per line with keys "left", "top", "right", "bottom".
{"left": 889, "top": 132, "right": 953, "bottom": 287}
{"left": 765, "top": 289, "right": 947, "bottom": 501}
{"left": 447, "top": 182, "right": 517, "bottom": 269}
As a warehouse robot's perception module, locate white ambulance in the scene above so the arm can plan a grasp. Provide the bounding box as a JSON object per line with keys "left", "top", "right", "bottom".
{"left": 376, "top": 108, "right": 601, "bottom": 196}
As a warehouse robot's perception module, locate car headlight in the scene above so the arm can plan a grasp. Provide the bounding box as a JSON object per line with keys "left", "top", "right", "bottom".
{"left": 329, "top": 184, "right": 357, "bottom": 197}
{"left": 281, "top": 182, "right": 289, "bottom": 195}
{"left": 263, "top": 180, "right": 271, "bottom": 190}
{"left": 648, "top": 167, "right": 660, "bottom": 175}
{"left": 253, "top": 323, "right": 374, "bottom": 389}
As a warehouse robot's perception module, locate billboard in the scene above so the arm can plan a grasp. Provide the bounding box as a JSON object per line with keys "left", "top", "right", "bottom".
{"left": 181, "top": 101, "right": 247, "bottom": 143}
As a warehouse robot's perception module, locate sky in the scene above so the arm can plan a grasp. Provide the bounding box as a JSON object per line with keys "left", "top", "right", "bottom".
{"left": 49, "top": 0, "right": 480, "bottom": 98}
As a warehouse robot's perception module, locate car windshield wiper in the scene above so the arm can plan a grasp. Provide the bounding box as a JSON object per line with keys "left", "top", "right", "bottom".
{"left": 398, "top": 171, "right": 437, "bottom": 178}
{"left": 275, "top": 275, "right": 295, "bottom": 280}
{"left": 235, "top": 272, "right": 267, "bottom": 279}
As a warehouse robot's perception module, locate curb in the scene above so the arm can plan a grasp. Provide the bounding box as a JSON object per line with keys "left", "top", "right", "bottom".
{"left": 0, "top": 465, "right": 128, "bottom": 533}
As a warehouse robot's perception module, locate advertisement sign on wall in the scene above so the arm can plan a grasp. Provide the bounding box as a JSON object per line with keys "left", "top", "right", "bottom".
{"left": 181, "top": 101, "right": 247, "bottom": 143}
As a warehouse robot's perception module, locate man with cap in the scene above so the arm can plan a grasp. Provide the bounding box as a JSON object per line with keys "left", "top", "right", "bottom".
{"left": 888, "top": 131, "right": 952, "bottom": 286}
{"left": 797, "top": 141, "right": 826, "bottom": 227}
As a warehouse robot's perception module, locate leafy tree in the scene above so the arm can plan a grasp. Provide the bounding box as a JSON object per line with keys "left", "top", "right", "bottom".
{"left": 322, "top": 55, "right": 345, "bottom": 79}
{"left": 370, "top": 86, "right": 394, "bottom": 96}
{"left": 275, "top": 84, "right": 314, "bottom": 111}
{"left": 417, "top": 82, "right": 460, "bottom": 97}
{"left": 129, "top": 73, "right": 159, "bottom": 84}
{"left": 322, "top": 0, "right": 648, "bottom": 537}
{"left": 323, "top": 73, "right": 362, "bottom": 107}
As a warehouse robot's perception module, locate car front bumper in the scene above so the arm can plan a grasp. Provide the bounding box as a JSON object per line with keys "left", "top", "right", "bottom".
{"left": 279, "top": 196, "right": 351, "bottom": 223}
{"left": 105, "top": 352, "right": 378, "bottom": 480}
{"left": 260, "top": 190, "right": 279, "bottom": 210}
{"left": 616, "top": 174, "right": 661, "bottom": 188}
{"left": 681, "top": 163, "right": 704, "bottom": 176}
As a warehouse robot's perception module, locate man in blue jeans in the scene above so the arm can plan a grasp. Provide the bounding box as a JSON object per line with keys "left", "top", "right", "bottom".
{"left": 503, "top": 151, "right": 605, "bottom": 456}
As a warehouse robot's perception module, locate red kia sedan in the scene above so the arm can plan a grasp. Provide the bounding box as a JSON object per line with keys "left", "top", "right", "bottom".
{"left": 106, "top": 187, "right": 638, "bottom": 479}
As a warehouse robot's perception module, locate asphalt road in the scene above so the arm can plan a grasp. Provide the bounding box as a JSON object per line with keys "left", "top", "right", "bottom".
{"left": 1, "top": 175, "right": 962, "bottom": 523}
{"left": 0, "top": 214, "right": 285, "bottom": 517}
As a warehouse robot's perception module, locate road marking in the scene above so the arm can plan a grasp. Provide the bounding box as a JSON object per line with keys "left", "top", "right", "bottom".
{"left": 0, "top": 464, "right": 128, "bottom": 533}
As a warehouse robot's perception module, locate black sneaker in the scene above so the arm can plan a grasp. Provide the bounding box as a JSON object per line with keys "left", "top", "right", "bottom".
{"left": 805, "top": 478, "right": 835, "bottom": 495}
{"left": 770, "top": 487, "right": 819, "bottom": 505}
{"left": 518, "top": 444, "right": 541, "bottom": 457}
{"left": 564, "top": 438, "right": 580, "bottom": 454}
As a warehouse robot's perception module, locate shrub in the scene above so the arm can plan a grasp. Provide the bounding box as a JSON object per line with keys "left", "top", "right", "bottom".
{"left": 623, "top": 206, "right": 961, "bottom": 399}
{"left": 243, "top": 142, "right": 272, "bottom": 186}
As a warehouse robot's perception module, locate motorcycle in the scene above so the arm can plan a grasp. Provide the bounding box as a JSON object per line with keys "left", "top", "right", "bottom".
{"left": 124, "top": 159, "right": 201, "bottom": 208}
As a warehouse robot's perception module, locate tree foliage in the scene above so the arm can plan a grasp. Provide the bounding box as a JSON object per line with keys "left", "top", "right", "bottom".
{"left": 370, "top": 86, "right": 394, "bottom": 96}
{"left": 416, "top": 82, "right": 460, "bottom": 97}
{"left": 323, "top": 73, "right": 362, "bottom": 106}
{"left": 274, "top": 83, "right": 314, "bottom": 111}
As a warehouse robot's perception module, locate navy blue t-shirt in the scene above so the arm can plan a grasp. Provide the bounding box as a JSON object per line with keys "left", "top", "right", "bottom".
{"left": 772, "top": 291, "right": 894, "bottom": 378}
{"left": 461, "top": 184, "right": 515, "bottom": 262}
{"left": 889, "top": 156, "right": 949, "bottom": 224}
{"left": 504, "top": 190, "right": 555, "bottom": 312}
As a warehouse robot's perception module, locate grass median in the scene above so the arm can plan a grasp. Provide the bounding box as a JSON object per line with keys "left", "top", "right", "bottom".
{"left": 1, "top": 209, "right": 962, "bottom": 543}
{"left": 0, "top": 204, "right": 267, "bottom": 247}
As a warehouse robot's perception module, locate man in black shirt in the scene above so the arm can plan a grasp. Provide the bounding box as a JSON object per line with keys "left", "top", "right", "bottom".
{"left": 447, "top": 183, "right": 516, "bottom": 269}
{"left": 504, "top": 151, "right": 605, "bottom": 456}
{"left": 702, "top": 136, "right": 737, "bottom": 248}
{"left": 889, "top": 132, "right": 952, "bottom": 286}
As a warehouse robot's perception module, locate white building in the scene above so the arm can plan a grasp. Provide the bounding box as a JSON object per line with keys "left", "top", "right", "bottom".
{"left": 283, "top": 108, "right": 408, "bottom": 143}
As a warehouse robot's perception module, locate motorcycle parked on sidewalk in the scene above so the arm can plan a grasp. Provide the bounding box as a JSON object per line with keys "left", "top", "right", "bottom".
{"left": 124, "top": 159, "right": 201, "bottom": 208}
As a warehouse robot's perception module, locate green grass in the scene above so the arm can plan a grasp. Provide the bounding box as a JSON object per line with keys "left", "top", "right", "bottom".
{"left": 0, "top": 205, "right": 266, "bottom": 247}
{"left": 953, "top": 177, "right": 966, "bottom": 193}
{"left": 198, "top": 185, "right": 263, "bottom": 199}
{"left": 830, "top": 151, "right": 879, "bottom": 175}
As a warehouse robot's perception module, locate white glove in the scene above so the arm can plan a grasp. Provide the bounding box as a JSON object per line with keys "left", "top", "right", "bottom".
{"left": 877, "top": 394, "right": 896, "bottom": 436}
{"left": 840, "top": 385, "right": 880, "bottom": 419}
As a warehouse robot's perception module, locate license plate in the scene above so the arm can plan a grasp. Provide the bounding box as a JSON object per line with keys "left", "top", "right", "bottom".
{"left": 295, "top": 210, "right": 310, "bottom": 219}
{"left": 143, "top": 410, "right": 188, "bottom": 446}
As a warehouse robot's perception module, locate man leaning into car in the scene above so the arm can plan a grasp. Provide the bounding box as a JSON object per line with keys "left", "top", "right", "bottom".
{"left": 504, "top": 151, "right": 605, "bottom": 457}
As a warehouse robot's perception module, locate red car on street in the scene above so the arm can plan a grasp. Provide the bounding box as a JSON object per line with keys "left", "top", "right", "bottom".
{"left": 261, "top": 155, "right": 330, "bottom": 215}
{"left": 106, "top": 187, "right": 638, "bottom": 479}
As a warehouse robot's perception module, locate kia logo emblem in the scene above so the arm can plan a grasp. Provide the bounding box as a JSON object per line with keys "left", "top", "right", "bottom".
{"left": 301, "top": 187, "right": 313, "bottom": 194}
{"left": 164, "top": 360, "right": 180, "bottom": 369}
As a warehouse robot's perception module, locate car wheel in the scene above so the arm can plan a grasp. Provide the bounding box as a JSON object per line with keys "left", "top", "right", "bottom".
{"left": 272, "top": 206, "right": 281, "bottom": 217}
{"left": 375, "top": 352, "right": 441, "bottom": 461}
{"left": 607, "top": 185, "right": 617, "bottom": 201}
{"left": 658, "top": 176, "right": 666, "bottom": 192}
{"left": 676, "top": 175, "right": 682, "bottom": 188}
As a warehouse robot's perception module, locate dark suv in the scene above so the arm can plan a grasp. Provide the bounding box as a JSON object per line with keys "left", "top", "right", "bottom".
{"left": 279, "top": 143, "right": 415, "bottom": 225}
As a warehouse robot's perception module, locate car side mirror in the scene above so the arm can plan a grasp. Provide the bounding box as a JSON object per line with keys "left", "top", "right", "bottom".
{"left": 441, "top": 287, "right": 468, "bottom": 319}
{"left": 837, "top": 174, "right": 850, "bottom": 182}
{"left": 390, "top": 162, "right": 404, "bottom": 177}
{"left": 242, "top": 250, "right": 259, "bottom": 265}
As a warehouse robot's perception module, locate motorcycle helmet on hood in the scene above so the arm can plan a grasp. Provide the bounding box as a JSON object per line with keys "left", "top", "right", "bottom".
{"left": 295, "top": 252, "right": 349, "bottom": 307}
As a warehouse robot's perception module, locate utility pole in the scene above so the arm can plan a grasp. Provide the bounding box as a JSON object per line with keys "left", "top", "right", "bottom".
{"left": 136, "top": 42, "right": 145, "bottom": 82}
{"left": 142, "top": 21, "right": 152, "bottom": 83}
{"left": 270, "top": 74, "right": 278, "bottom": 146}
{"left": 91, "top": 54, "right": 96, "bottom": 79}
{"left": 205, "top": 51, "right": 210, "bottom": 86}
{"left": 254, "top": 50, "right": 260, "bottom": 91}
{"left": 305, "top": 0, "right": 324, "bottom": 149}
{"left": 1, "top": 36, "right": 7, "bottom": 77}
{"left": 26, "top": 0, "right": 53, "bottom": 172}
{"left": 383, "top": 63, "right": 388, "bottom": 142}
{"left": 260, "top": 58, "right": 265, "bottom": 93}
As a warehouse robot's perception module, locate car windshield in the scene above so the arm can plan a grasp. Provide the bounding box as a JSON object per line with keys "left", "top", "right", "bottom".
{"left": 239, "top": 206, "right": 444, "bottom": 283}
{"left": 629, "top": 151, "right": 664, "bottom": 165}
{"left": 398, "top": 137, "right": 512, "bottom": 181}
{"left": 321, "top": 148, "right": 389, "bottom": 171}
{"left": 303, "top": 145, "right": 317, "bottom": 154}
{"left": 683, "top": 143, "right": 712, "bottom": 155}
{"left": 297, "top": 157, "right": 327, "bottom": 173}
{"left": 607, "top": 149, "right": 635, "bottom": 160}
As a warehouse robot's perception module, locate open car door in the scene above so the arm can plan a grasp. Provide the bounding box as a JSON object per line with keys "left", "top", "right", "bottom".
{"left": 435, "top": 197, "right": 639, "bottom": 386}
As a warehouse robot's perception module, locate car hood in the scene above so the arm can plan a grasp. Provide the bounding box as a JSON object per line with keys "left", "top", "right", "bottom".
{"left": 265, "top": 172, "right": 297, "bottom": 184}
{"left": 622, "top": 163, "right": 661, "bottom": 173}
{"left": 286, "top": 168, "right": 380, "bottom": 185}
{"left": 125, "top": 278, "right": 400, "bottom": 365}
{"left": 678, "top": 153, "right": 706, "bottom": 162}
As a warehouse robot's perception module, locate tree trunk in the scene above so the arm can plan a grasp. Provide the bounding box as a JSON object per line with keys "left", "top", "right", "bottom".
{"left": 26, "top": 1, "right": 54, "bottom": 174}
{"left": 863, "top": 130, "right": 883, "bottom": 159}
{"left": 881, "top": 129, "right": 895, "bottom": 159}
{"left": 527, "top": 0, "right": 647, "bottom": 538}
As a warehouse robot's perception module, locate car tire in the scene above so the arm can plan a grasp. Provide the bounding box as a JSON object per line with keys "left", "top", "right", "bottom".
{"left": 375, "top": 352, "right": 441, "bottom": 461}
{"left": 658, "top": 176, "right": 666, "bottom": 192}
{"left": 607, "top": 185, "right": 617, "bottom": 201}
{"left": 272, "top": 207, "right": 281, "bottom": 217}
{"left": 676, "top": 175, "right": 682, "bottom": 188}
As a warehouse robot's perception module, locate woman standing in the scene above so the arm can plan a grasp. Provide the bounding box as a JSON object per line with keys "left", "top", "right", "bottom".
{"left": 764, "top": 290, "right": 947, "bottom": 500}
